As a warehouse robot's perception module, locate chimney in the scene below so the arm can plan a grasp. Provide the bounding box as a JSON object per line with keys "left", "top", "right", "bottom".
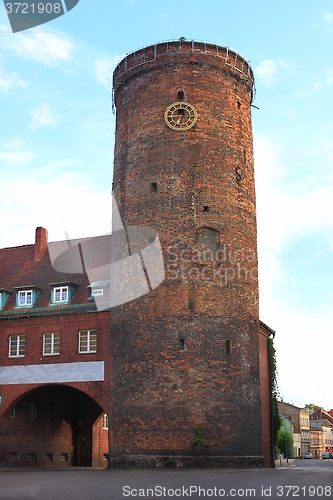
{"left": 34, "top": 227, "right": 48, "bottom": 261}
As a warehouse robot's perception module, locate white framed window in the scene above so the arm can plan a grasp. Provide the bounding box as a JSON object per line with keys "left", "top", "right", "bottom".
{"left": 18, "top": 290, "right": 33, "bottom": 306}
{"left": 43, "top": 332, "right": 61, "bottom": 355}
{"left": 53, "top": 286, "right": 68, "bottom": 303}
{"left": 79, "top": 330, "right": 97, "bottom": 353}
{"left": 9, "top": 335, "right": 26, "bottom": 357}
{"left": 102, "top": 413, "right": 109, "bottom": 430}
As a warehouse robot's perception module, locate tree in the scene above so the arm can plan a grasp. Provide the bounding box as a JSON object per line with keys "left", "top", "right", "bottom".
{"left": 276, "top": 430, "right": 293, "bottom": 458}
{"left": 304, "top": 403, "right": 323, "bottom": 410}
{"left": 267, "top": 338, "right": 283, "bottom": 446}
{"left": 192, "top": 425, "right": 210, "bottom": 455}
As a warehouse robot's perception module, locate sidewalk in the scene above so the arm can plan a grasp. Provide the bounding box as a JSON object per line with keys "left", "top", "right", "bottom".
{"left": 275, "top": 458, "right": 295, "bottom": 468}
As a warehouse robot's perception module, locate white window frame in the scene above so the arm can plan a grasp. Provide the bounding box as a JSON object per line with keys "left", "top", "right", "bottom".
{"left": 79, "top": 330, "right": 97, "bottom": 354}
{"left": 43, "top": 332, "right": 61, "bottom": 356}
{"left": 9, "top": 335, "right": 26, "bottom": 358}
{"left": 53, "top": 286, "right": 69, "bottom": 303}
{"left": 102, "top": 413, "right": 109, "bottom": 430}
{"left": 17, "top": 290, "right": 33, "bottom": 306}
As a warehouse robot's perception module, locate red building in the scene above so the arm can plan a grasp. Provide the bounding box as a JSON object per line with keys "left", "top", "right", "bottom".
{"left": 0, "top": 227, "right": 110, "bottom": 467}
{"left": 0, "top": 39, "right": 277, "bottom": 469}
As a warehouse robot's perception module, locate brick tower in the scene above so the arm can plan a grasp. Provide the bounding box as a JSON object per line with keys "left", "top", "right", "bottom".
{"left": 110, "top": 40, "right": 265, "bottom": 467}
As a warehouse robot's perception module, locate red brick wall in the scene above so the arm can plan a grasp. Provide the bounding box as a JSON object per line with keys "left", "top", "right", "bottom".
{"left": 0, "top": 310, "right": 110, "bottom": 467}
{"left": 110, "top": 41, "right": 264, "bottom": 463}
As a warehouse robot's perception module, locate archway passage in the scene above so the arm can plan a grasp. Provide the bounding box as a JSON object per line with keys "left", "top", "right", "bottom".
{"left": 0, "top": 385, "right": 109, "bottom": 468}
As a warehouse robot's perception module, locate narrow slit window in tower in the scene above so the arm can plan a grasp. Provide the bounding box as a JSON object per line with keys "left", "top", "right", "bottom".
{"left": 151, "top": 182, "right": 158, "bottom": 192}
{"left": 226, "top": 340, "right": 230, "bottom": 354}
{"left": 178, "top": 90, "right": 184, "bottom": 101}
{"left": 204, "top": 206, "right": 210, "bottom": 212}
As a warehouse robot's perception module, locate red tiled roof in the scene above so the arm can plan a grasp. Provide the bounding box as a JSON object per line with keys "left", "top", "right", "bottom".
{"left": 0, "top": 228, "right": 111, "bottom": 317}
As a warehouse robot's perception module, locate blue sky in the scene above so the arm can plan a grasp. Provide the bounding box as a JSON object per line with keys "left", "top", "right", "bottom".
{"left": 1, "top": 0, "right": 333, "bottom": 409}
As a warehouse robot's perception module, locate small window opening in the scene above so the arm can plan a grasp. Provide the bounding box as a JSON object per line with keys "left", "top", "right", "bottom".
{"left": 226, "top": 340, "right": 230, "bottom": 354}
{"left": 178, "top": 91, "right": 184, "bottom": 101}
{"left": 203, "top": 206, "right": 210, "bottom": 212}
{"left": 151, "top": 182, "right": 158, "bottom": 192}
{"left": 180, "top": 338, "right": 185, "bottom": 350}
{"left": 237, "top": 101, "right": 241, "bottom": 110}
{"left": 243, "top": 150, "right": 246, "bottom": 162}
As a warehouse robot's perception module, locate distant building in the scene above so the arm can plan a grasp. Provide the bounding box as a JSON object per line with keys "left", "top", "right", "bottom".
{"left": 278, "top": 402, "right": 310, "bottom": 456}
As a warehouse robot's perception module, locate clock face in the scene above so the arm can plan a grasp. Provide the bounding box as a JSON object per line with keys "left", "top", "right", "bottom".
{"left": 164, "top": 102, "right": 198, "bottom": 131}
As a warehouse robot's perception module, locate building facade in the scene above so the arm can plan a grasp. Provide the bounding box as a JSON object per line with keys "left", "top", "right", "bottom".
{"left": 0, "top": 228, "right": 110, "bottom": 467}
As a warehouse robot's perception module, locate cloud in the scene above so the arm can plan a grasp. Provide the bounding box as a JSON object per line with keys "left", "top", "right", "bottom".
{"left": 323, "top": 12, "right": 333, "bottom": 22}
{"left": 0, "top": 68, "right": 27, "bottom": 91}
{"left": 0, "top": 174, "right": 111, "bottom": 249}
{"left": 255, "top": 135, "right": 333, "bottom": 252}
{"left": 94, "top": 55, "right": 124, "bottom": 87}
{"left": 255, "top": 59, "right": 291, "bottom": 85}
{"left": 0, "top": 138, "right": 34, "bottom": 166}
{"left": 0, "top": 151, "right": 34, "bottom": 166}
{"left": 30, "top": 103, "right": 58, "bottom": 130}
{"left": 1, "top": 27, "right": 73, "bottom": 65}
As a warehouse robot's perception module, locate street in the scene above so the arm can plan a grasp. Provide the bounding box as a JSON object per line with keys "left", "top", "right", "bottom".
{"left": 0, "top": 460, "right": 333, "bottom": 500}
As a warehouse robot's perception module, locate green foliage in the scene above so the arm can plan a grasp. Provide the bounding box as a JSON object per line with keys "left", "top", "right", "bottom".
{"left": 276, "top": 430, "right": 293, "bottom": 458}
{"left": 304, "top": 403, "right": 323, "bottom": 410}
{"left": 192, "top": 425, "right": 210, "bottom": 455}
{"left": 267, "top": 338, "right": 283, "bottom": 445}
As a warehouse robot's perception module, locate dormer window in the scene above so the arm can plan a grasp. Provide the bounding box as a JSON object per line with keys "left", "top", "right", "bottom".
{"left": 18, "top": 290, "right": 32, "bottom": 306}
{"left": 53, "top": 286, "right": 68, "bottom": 303}
{"left": 50, "top": 282, "right": 77, "bottom": 305}
{"left": 0, "top": 288, "right": 11, "bottom": 309}
{"left": 88, "top": 280, "right": 110, "bottom": 300}
{"left": 15, "top": 286, "right": 41, "bottom": 308}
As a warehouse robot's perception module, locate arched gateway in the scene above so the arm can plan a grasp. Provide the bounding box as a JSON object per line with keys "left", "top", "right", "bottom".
{"left": 0, "top": 385, "right": 108, "bottom": 467}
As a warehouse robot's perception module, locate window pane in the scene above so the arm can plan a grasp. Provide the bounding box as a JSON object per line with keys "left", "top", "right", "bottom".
{"left": 54, "top": 287, "right": 68, "bottom": 302}
{"left": 10, "top": 337, "right": 18, "bottom": 356}
{"left": 18, "top": 335, "right": 25, "bottom": 356}
{"left": 44, "top": 334, "right": 52, "bottom": 354}
{"left": 89, "top": 331, "right": 97, "bottom": 352}
{"left": 79, "top": 332, "right": 88, "bottom": 352}
{"left": 53, "top": 333, "right": 61, "bottom": 354}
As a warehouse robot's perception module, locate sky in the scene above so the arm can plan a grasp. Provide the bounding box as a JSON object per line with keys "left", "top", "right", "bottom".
{"left": 0, "top": 0, "right": 333, "bottom": 410}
